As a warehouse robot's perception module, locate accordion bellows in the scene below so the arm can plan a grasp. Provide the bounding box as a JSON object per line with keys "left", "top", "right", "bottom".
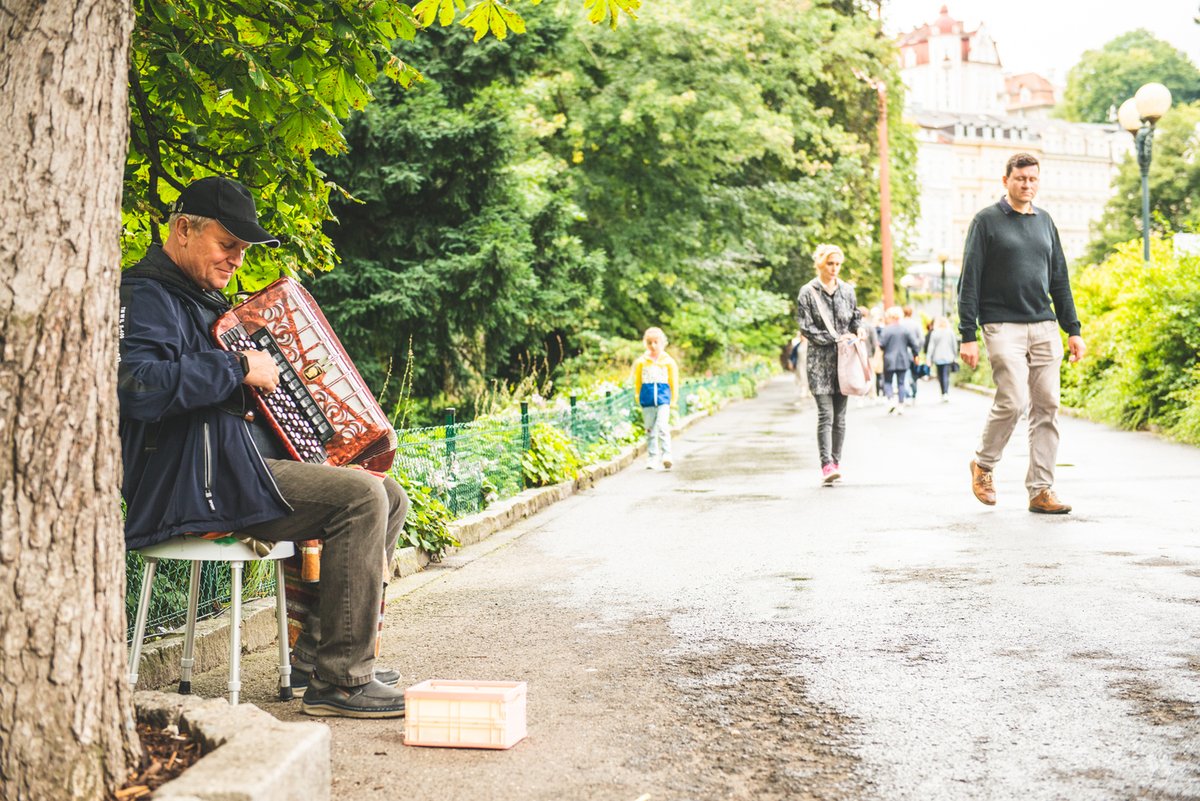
{"left": 212, "top": 277, "right": 398, "bottom": 473}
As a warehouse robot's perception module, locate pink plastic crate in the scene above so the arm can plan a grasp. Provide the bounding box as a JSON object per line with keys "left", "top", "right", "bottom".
{"left": 403, "top": 680, "right": 527, "bottom": 750}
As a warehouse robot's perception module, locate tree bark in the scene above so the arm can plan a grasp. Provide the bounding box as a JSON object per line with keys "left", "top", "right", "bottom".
{"left": 0, "top": 2, "right": 138, "bottom": 799}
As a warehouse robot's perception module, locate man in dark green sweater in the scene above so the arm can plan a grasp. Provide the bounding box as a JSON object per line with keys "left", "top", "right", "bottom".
{"left": 957, "top": 153, "right": 1086, "bottom": 514}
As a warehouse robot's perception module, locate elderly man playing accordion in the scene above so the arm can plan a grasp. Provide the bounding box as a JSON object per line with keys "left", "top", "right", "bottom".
{"left": 119, "top": 176, "right": 408, "bottom": 718}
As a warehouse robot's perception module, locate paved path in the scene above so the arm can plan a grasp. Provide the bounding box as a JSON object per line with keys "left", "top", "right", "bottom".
{"left": 210, "top": 376, "right": 1200, "bottom": 800}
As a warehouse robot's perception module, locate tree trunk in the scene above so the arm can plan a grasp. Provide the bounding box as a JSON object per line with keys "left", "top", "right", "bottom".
{"left": 0, "top": 2, "right": 138, "bottom": 799}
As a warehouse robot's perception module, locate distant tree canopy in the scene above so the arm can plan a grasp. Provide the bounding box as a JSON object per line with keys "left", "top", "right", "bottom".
{"left": 1085, "top": 101, "right": 1200, "bottom": 264}
{"left": 1059, "top": 29, "right": 1200, "bottom": 124}
{"left": 309, "top": 0, "right": 917, "bottom": 410}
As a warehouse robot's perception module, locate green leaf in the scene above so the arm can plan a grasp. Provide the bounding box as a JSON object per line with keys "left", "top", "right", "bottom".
{"left": 459, "top": 2, "right": 491, "bottom": 41}
{"left": 164, "top": 51, "right": 189, "bottom": 73}
{"left": 582, "top": 0, "right": 639, "bottom": 29}
{"left": 412, "top": 0, "right": 460, "bottom": 27}
{"left": 494, "top": 3, "right": 525, "bottom": 34}
{"left": 244, "top": 53, "right": 268, "bottom": 90}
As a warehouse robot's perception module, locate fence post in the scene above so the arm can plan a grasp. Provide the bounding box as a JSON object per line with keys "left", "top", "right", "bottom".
{"left": 520, "top": 401, "right": 530, "bottom": 489}
{"left": 679, "top": 382, "right": 689, "bottom": 417}
{"left": 569, "top": 392, "right": 578, "bottom": 443}
{"left": 444, "top": 407, "right": 456, "bottom": 513}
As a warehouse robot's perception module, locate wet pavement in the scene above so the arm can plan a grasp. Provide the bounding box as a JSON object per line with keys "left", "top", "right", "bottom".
{"left": 205, "top": 376, "right": 1200, "bottom": 800}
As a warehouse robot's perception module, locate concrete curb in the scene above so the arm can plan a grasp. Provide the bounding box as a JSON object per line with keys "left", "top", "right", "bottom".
{"left": 135, "top": 690, "right": 330, "bottom": 801}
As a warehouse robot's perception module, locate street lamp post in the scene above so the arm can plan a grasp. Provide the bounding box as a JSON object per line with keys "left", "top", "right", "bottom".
{"left": 852, "top": 67, "right": 894, "bottom": 307}
{"left": 937, "top": 252, "right": 949, "bottom": 318}
{"left": 1118, "top": 83, "right": 1173, "bottom": 264}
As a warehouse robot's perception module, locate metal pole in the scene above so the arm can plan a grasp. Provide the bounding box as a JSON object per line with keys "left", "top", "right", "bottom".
{"left": 1136, "top": 124, "right": 1154, "bottom": 264}
{"left": 569, "top": 393, "right": 578, "bottom": 443}
{"left": 940, "top": 259, "right": 947, "bottom": 318}
{"left": 444, "top": 407, "right": 457, "bottom": 462}
{"left": 443, "top": 407, "right": 457, "bottom": 513}
{"left": 520, "top": 401, "right": 530, "bottom": 489}
{"left": 877, "top": 84, "right": 895, "bottom": 308}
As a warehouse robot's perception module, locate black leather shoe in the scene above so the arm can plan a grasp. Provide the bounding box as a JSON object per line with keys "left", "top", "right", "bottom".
{"left": 301, "top": 678, "right": 406, "bottom": 718}
{"left": 290, "top": 666, "right": 401, "bottom": 691}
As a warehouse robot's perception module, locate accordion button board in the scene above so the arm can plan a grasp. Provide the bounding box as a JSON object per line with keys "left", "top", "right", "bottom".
{"left": 219, "top": 324, "right": 333, "bottom": 463}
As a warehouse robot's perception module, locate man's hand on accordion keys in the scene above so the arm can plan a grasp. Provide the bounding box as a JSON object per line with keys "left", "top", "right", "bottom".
{"left": 241, "top": 349, "right": 281, "bottom": 394}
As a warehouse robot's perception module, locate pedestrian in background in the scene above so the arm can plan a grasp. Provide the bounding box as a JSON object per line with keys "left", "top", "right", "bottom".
{"left": 902, "top": 306, "right": 924, "bottom": 404}
{"left": 855, "top": 305, "right": 879, "bottom": 407}
{"left": 632, "top": 326, "right": 679, "bottom": 471}
{"left": 797, "top": 244, "right": 861, "bottom": 485}
{"left": 926, "top": 317, "right": 959, "bottom": 402}
{"left": 789, "top": 332, "right": 810, "bottom": 402}
{"left": 958, "top": 152, "right": 1085, "bottom": 514}
{"left": 869, "top": 306, "right": 886, "bottom": 399}
{"left": 878, "top": 306, "right": 920, "bottom": 415}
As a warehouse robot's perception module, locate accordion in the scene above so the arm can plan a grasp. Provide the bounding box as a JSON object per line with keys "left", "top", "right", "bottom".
{"left": 211, "top": 277, "right": 398, "bottom": 473}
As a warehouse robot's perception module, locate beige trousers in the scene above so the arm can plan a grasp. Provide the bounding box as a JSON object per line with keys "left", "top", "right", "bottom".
{"left": 976, "top": 320, "right": 1063, "bottom": 499}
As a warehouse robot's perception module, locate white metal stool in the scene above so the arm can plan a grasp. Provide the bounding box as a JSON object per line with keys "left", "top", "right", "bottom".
{"left": 127, "top": 535, "right": 296, "bottom": 705}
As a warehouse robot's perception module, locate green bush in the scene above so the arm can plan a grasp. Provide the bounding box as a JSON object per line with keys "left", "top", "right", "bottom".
{"left": 391, "top": 470, "right": 459, "bottom": 560}
{"left": 1062, "top": 239, "right": 1200, "bottom": 439}
{"left": 521, "top": 422, "right": 584, "bottom": 487}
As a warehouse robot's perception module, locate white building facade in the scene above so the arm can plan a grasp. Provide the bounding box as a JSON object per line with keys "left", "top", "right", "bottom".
{"left": 897, "top": 6, "right": 1129, "bottom": 276}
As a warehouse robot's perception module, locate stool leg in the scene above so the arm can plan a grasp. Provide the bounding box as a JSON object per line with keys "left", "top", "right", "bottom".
{"left": 275, "top": 559, "right": 293, "bottom": 701}
{"left": 179, "top": 560, "right": 202, "bottom": 694}
{"left": 128, "top": 558, "right": 158, "bottom": 688}
{"left": 228, "top": 560, "right": 243, "bottom": 705}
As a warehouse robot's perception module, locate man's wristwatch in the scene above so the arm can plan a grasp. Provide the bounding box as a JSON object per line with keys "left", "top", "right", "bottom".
{"left": 236, "top": 351, "right": 250, "bottom": 378}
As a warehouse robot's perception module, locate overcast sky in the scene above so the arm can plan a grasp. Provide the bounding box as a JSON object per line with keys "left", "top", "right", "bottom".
{"left": 882, "top": 0, "right": 1200, "bottom": 83}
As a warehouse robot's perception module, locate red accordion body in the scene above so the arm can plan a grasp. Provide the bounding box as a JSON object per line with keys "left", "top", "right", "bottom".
{"left": 211, "top": 277, "right": 397, "bottom": 473}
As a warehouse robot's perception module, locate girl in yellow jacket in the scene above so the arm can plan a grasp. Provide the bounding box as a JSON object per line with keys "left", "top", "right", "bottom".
{"left": 632, "top": 327, "right": 679, "bottom": 470}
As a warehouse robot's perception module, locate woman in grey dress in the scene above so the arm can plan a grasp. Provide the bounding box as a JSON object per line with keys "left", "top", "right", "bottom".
{"left": 797, "top": 244, "right": 862, "bottom": 485}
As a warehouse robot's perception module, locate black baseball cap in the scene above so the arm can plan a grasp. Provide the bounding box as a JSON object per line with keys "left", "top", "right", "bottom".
{"left": 169, "top": 176, "right": 281, "bottom": 247}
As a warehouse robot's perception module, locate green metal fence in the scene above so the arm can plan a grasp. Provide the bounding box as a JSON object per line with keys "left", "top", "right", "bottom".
{"left": 125, "top": 365, "right": 764, "bottom": 642}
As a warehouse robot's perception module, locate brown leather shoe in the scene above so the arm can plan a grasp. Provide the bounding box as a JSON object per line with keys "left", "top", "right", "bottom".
{"left": 970, "top": 460, "right": 996, "bottom": 506}
{"left": 1029, "top": 488, "right": 1071, "bottom": 514}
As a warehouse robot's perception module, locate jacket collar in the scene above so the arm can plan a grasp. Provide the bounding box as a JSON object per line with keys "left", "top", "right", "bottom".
{"left": 123, "top": 244, "right": 231, "bottom": 312}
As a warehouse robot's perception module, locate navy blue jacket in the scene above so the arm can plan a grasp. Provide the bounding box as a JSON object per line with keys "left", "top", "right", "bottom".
{"left": 878, "top": 324, "right": 921, "bottom": 373}
{"left": 118, "top": 246, "right": 290, "bottom": 549}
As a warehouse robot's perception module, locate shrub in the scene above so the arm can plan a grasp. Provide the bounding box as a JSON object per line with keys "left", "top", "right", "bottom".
{"left": 391, "top": 470, "right": 459, "bottom": 560}
{"left": 1062, "top": 239, "right": 1200, "bottom": 436}
{"left": 521, "top": 422, "right": 584, "bottom": 487}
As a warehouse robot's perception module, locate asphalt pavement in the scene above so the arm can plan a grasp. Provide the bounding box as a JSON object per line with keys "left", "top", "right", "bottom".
{"left": 203, "top": 375, "right": 1200, "bottom": 800}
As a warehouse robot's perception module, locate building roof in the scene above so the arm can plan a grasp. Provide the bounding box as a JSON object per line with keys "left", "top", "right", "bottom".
{"left": 1005, "top": 73, "right": 1056, "bottom": 111}
{"left": 897, "top": 6, "right": 996, "bottom": 67}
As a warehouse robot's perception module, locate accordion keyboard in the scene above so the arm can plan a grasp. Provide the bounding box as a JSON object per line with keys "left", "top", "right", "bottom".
{"left": 220, "top": 325, "right": 334, "bottom": 464}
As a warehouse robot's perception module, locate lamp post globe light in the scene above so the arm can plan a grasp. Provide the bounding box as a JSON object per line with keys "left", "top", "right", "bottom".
{"left": 1118, "top": 82, "right": 1173, "bottom": 264}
